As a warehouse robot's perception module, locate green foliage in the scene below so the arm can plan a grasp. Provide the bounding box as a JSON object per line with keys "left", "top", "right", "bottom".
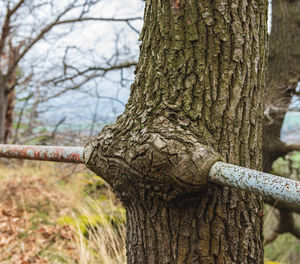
{"left": 266, "top": 151, "right": 300, "bottom": 263}
{"left": 290, "top": 153, "right": 300, "bottom": 164}
{"left": 83, "top": 173, "right": 106, "bottom": 198}
{"left": 57, "top": 211, "right": 126, "bottom": 236}
{"left": 265, "top": 233, "right": 300, "bottom": 263}
{"left": 272, "top": 151, "right": 300, "bottom": 180}
{"left": 272, "top": 157, "right": 291, "bottom": 177}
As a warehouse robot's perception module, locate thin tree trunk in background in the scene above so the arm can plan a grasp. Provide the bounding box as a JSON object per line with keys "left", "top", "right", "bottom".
{"left": 4, "top": 89, "right": 15, "bottom": 143}
{"left": 0, "top": 81, "right": 6, "bottom": 144}
{"left": 2, "top": 41, "right": 21, "bottom": 144}
{"left": 85, "top": 0, "right": 268, "bottom": 263}
{"left": 269, "top": 0, "right": 300, "bottom": 84}
{"left": 263, "top": 0, "right": 300, "bottom": 172}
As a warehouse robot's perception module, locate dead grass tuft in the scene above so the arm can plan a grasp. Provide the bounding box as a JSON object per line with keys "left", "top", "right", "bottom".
{"left": 0, "top": 160, "right": 126, "bottom": 264}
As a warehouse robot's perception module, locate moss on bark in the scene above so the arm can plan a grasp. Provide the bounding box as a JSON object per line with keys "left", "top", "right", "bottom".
{"left": 85, "top": 0, "right": 268, "bottom": 262}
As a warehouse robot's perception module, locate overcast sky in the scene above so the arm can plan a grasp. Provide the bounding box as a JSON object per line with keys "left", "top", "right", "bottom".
{"left": 15, "top": 0, "right": 298, "bottom": 141}
{"left": 31, "top": 0, "right": 145, "bottom": 128}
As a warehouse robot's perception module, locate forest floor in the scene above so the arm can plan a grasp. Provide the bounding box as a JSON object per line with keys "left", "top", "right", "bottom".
{"left": 0, "top": 161, "right": 125, "bottom": 264}
{"left": 0, "top": 160, "right": 298, "bottom": 263}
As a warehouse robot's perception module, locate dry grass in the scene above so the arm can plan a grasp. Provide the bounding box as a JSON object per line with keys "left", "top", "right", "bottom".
{"left": 72, "top": 196, "right": 126, "bottom": 264}
{"left": 0, "top": 160, "right": 126, "bottom": 264}
{"left": 0, "top": 160, "right": 299, "bottom": 263}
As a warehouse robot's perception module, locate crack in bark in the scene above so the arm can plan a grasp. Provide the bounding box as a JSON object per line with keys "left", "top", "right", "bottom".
{"left": 84, "top": 0, "right": 267, "bottom": 262}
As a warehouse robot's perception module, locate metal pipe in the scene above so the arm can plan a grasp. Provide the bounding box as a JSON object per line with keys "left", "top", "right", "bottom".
{"left": 209, "top": 161, "right": 300, "bottom": 210}
{"left": 0, "top": 144, "right": 84, "bottom": 164}
{"left": 1, "top": 144, "right": 300, "bottom": 209}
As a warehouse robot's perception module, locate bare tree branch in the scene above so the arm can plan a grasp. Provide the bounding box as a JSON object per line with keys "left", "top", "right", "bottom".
{"left": 51, "top": 116, "right": 66, "bottom": 139}
{"left": 0, "top": 0, "right": 143, "bottom": 144}
{"left": 264, "top": 204, "right": 300, "bottom": 245}
{"left": 265, "top": 197, "right": 300, "bottom": 215}
{"left": 286, "top": 144, "right": 300, "bottom": 152}
{"left": 4, "top": 1, "right": 141, "bottom": 84}
{"left": 125, "top": 21, "right": 141, "bottom": 35}
{"left": 38, "top": 72, "right": 105, "bottom": 103}
{"left": 13, "top": 92, "right": 33, "bottom": 144}
{"left": 48, "top": 61, "right": 137, "bottom": 85}
{"left": 56, "top": 16, "right": 142, "bottom": 25}
{"left": 0, "top": 0, "right": 25, "bottom": 55}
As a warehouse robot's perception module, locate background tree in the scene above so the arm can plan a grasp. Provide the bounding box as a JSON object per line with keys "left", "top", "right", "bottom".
{"left": 263, "top": 0, "right": 300, "bottom": 248}
{"left": 0, "top": 0, "right": 142, "bottom": 144}
{"left": 85, "top": 0, "right": 268, "bottom": 263}
{"left": 263, "top": 0, "right": 300, "bottom": 172}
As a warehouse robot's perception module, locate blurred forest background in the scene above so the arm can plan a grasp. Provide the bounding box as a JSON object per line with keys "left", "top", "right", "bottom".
{"left": 0, "top": 0, "right": 299, "bottom": 263}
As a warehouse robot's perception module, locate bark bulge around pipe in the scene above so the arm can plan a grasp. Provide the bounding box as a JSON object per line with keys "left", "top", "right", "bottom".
{"left": 84, "top": 115, "right": 223, "bottom": 203}
{"left": 84, "top": 0, "right": 267, "bottom": 261}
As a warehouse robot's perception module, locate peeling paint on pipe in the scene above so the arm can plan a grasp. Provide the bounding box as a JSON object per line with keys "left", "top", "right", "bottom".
{"left": 209, "top": 161, "right": 300, "bottom": 211}
{"left": 0, "top": 144, "right": 84, "bottom": 164}
{"left": 1, "top": 144, "right": 300, "bottom": 209}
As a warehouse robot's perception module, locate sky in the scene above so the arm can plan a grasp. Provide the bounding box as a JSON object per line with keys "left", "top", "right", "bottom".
{"left": 12, "top": 0, "right": 299, "bottom": 141}
{"left": 22, "top": 0, "right": 145, "bottom": 130}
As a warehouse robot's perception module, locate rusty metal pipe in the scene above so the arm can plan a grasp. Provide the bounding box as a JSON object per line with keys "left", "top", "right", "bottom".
{"left": 209, "top": 161, "right": 300, "bottom": 211}
{"left": 0, "top": 144, "right": 84, "bottom": 164}
{"left": 1, "top": 144, "right": 300, "bottom": 209}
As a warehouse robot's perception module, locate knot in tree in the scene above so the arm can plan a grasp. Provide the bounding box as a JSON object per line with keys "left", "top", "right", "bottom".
{"left": 84, "top": 115, "right": 223, "bottom": 203}
{"left": 84, "top": 0, "right": 268, "bottom": 263}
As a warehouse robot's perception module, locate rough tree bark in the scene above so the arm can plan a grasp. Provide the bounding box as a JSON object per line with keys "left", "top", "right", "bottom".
{"left": 0, "top": 79, "right": 14, "bottom": 144}
{"left": 4, "top": 89, "right": 15, "bottom": 143}
{"left": 263, "top": 0, "right": 300, "bottom": 172}
{"left": 0, "top": 80, "right": 6, "bottom": 143}
{"left": 85, "top": 0, "right": 268, "bottom": 263}
{"left": 0, "top": 41, "right": 21, "bottom": 144}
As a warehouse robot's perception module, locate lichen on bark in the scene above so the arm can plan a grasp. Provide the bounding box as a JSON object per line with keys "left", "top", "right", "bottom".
{"left": 85, "top": 115, "right": 223, "bottom": 202}
{"left": 85, "top": 0, "right": 268, "bottom": 263}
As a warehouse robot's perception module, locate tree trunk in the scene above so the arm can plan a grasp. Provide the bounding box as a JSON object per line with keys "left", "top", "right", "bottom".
{"left": 0, "top": 40, "right": 23, "bottom": 144}
{"left": 0, "top": 80, "right": 6, "bottom": 144}
{"left": 263, "top": 0, "right": 300, "bottom": 172}
{"left": 0, "top": 79, "right": 15, "bottom": 144}
{"left": 4, "top": 89, "right": 15, "bottom": 143}
{"left": 269, "top": 0, "right": 300, "bottom": 84}
{"left": 85, "top": 0, "right": 268, "bottom": 263}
